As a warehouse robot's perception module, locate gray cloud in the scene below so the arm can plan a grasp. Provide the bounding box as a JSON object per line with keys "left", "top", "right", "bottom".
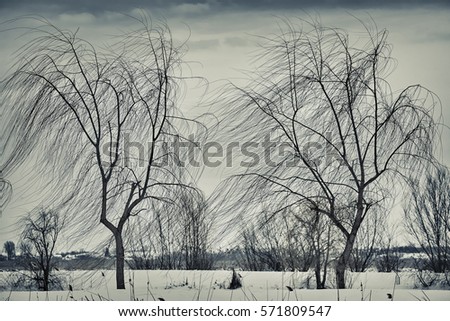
{"left": 188, "top": 38, "right": 220, "bottom": 50}
{"left": 1, "top": 0, "right": 449, "bottom": 16}
{"left": 223, "top": 36, "right": 250, "bottom": 47}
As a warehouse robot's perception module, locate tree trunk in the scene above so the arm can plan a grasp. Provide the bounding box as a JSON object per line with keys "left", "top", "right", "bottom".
{"left": 315, "top": 261, "right": 325, "bottom": 289}
{"left": 43, "top": 268, "right": 49, "bottom": 291}
{"left": 115, "top": 233, "right": 126, "bottom": 289}
{"left": 335, "top": 256, "right": 346, "bottom": 290}
{"left": 336, "top": 233, "right": 357, "bottom": 289}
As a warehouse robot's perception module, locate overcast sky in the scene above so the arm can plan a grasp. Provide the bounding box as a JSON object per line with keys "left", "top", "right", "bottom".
{"left": 1, "top": 0, "right": 449, "bottom": 249}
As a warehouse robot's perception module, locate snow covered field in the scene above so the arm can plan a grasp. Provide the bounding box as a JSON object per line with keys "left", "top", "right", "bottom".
{"left": 1, "top": 270, "right": 449, "bottom": 301}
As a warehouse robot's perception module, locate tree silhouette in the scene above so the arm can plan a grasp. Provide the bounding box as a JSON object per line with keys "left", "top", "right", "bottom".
{"left": 1, "top": 15, "right": 206, "bottom": 289}
{"left": 20, "top": 208, "right": 63, "bottom": 291}
{"left": 404, "top": 164, "right": 450, "bottom": 273}
{"left": 214, "top": 18, "right": 440, "bottom": 288}
{"left": 3, "top": 241, "right": 16, "bottom": 260}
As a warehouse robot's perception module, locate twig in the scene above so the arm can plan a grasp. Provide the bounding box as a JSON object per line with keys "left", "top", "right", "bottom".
{"left": 240, "top": 287, "right": 251, "bottom": 301}
{"left": 206, "top": 273, "right": 214, "bottom": 301}
{"left": 196, "top": 274, "right": 202, "bottom": 301}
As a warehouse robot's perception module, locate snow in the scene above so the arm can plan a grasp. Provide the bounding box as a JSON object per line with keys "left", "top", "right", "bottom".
{"left": 1, "top": 270, "right": 449, "bottom": 301}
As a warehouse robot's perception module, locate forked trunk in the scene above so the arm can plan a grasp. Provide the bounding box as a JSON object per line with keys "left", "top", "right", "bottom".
{"left": 315, "top": 262, "right": 325, "bottom": 289}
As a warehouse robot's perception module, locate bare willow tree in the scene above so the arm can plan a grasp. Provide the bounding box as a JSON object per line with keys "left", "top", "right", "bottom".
{"left": 1, "top": 16, "right": 206, "bottom": 289}
{"left": 240, "top": 211, "right": 290, "bottom": 272}
{"left": 3, "top": 241, "right": 16, "bottom": 260}
{"left": 20, "top": 208, "right": 63, "bottom": 291}
{"left": 404, "top": 164, "right": 450, "bottom": 273}
{"left": 376, "top": 222, "right": 402, "bottom": 272}
{"left": 238, "top": 204, "right": 335, "bottom": 289}
{"left": 214, "top": 19, "right": 439, "bottom": 288}
{"left": 127, "top": 188, "right": 213, "bottom": 270}
{"left": 179, "top": 189, "right": 214, "bottom": 270}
